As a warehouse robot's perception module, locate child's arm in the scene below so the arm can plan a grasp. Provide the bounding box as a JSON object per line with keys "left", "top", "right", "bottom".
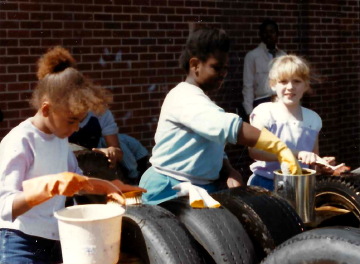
{"left": 92, "top": 134, "right": 123, "bottom": 168}
{"left": 249, "top": 135, "right": 320, "bottom": 165}
{"left": 249, "top": 148, "right": 278, "bottom": 162}
{"left": 10, "top": 172, "right": 93, "bottom": 221}
{"left": 92, "top": 111, "right": 123, "bottom": 168}
{"left": 12, "top": 192, "right": 31, "bottom": 221}
{"left": 237, "top": 123, "right": 302, "bottom": 175}
{"left": 222, "top": 158, "right": 244, "bottom": 188}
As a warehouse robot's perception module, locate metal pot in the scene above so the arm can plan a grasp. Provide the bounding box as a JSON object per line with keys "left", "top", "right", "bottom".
{"left": 273, "top": 169, "right": 316, "bottom": 224}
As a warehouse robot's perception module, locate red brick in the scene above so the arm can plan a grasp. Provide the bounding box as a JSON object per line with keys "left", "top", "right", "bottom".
{"left": 149, "top": 46, "right": 165, "bottom": 53}
{"left": 123, "top": 23, "right": 141, "bottom": 30}
{"left": 133, "top": 93, "right": 149, "bottom": 101}
{"left": 104, "top": 6, "right": 122, "bottom": 13}
{"left": 41, "top": 39, "right": 62, "bottom": 46}
{"left": 141, "top": 23, "right": 157, "bottom": 30}
{"left": 113, "top": 78, "right": 131, "bottom": 86}
{"left": 43, "top": 22, "right": 63, "bottom": 29}
{"left": 1, "top": 21, "right": 20, "bottom": 29}
{"left": 84, "top": 5, "right": 103, "bottom": 12}
{"left": 104, "top": 23, "right": 122, "bottom": 29}
{"left": 64, "top": 22, "right": 83, "bottom": 29}
{"left": 65, "top": 4, "right": 84, "bottom": 12}
{"left": 20, "top": 39, "right": 40, "bottom": 46}
{"left": 8, "top": 65, "right": 29, "bottom": 74}
{"left": 169, "top": 1, "right": 184, "bottom": 7}
{"left": 0, "top": 2, "right": 19, "bottom": 11}
{"left": 8, "top": 101, "right": 30, "bottom": 109}
{"left": 7, "top": 12, "right": 29, "bottom": 20}
{"left": 1, "top": 93, "right": 19, "bottom": 101}
{"left": 19, "top": 3, "right": 41, "bottom": 11}
{"left": 123, "top": 6, "right": 141, "bottom": 13}
{"left": 18, "top": 74, "right": 37, "bottom": 82}
{"left": 8, "top": 83, "right": 30, "bottom": 91}
{"left": 94, "top": 14, "right": 112, "bottom": 21}
{"left": 3, "top": 110, "right": 20, "bottom": 119}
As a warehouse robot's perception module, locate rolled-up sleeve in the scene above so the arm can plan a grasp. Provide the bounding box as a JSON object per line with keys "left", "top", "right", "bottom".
{"left": 0, "top": 138, "right": 32, "bottom": 222}
{"left": 99, "top": 110, "right": 119, "bottom": 136}
{"left": 179, "top": 93, "right": 242, "bottom": 145}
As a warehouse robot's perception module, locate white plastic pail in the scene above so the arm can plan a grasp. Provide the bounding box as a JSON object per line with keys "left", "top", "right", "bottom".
{"left": 54, "top": 203, "right": 125, "bottom": 264}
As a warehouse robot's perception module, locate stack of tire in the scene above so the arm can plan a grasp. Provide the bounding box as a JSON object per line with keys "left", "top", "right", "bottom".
{"left": 260, "top": 172, "right": 360, "bottom": 264}
{"left": 74, "top": 150, "right": 306, "bottom": 263}
{"left": 120, "top": 186, "right": 305, "bottom": 264}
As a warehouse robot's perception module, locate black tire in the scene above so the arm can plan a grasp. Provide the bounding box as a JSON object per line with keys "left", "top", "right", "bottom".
{"left": 261, "top": 227, "right": 360, "bottom": 264}
{"left": 316, "top": 174, "right": 360, "bottom": 225}
{"left": 211, "top": 186, "right": 305, "bottom": 261}
{"left": 121, "top": 204, "right": 206, "bottom": 264}
{"left": 74, "top": 149, "right": 130, "bottom": 183}
{"left": 160, "top": 197, "right": 258, "bottom": 264}
{"left": 73, "top": 149, "right": 135, "bottom": 205}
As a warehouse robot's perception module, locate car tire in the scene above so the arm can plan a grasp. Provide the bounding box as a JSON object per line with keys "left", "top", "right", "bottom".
{"left": 211, "top": 186, "right": 305, "bottom": 260}
{"left": 160, "top": 197, "right": 258, "bottom": 264}
{"left": 121, "top": 204, "right": 206, "bottom": 264}
{"left": 316, "top": 174, "right": 360, "bottom": 226}
{"left": 261, "top": 227, "right": 360, "bottom": 264}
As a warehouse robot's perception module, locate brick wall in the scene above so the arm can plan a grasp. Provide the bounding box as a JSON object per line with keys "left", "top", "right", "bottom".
{"left": 1, "top": 0, "right": 359, "bottom": 177}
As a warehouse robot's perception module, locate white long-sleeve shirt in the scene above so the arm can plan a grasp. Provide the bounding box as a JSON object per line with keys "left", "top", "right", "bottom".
{"left": 242, "top": 42, "right": 286, "bottom": 115}
{"left": 150, "top": 82, "right": 242, "bottom": 184}
{"left": 0, "top": 118, "right": 82, "bottom": 240}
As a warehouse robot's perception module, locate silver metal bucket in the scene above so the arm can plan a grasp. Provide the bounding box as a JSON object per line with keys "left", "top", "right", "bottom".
{"left": 273, "top": 169, "right": 316, "bottom": 224}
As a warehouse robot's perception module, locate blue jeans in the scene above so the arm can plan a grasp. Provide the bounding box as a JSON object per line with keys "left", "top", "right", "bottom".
{"left": 249, "top": 175, "right": 274, "bottom": 191}
{"left": 0, "top": 229, "right": 62, "bottom": 264}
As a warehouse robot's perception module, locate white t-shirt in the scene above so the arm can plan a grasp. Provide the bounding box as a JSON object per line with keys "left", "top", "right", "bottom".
{"left": 0, "top": 118, "right": 82, "bottom": 240}
{"left": 250, "top": 102, "right": 322, "bottom": 179}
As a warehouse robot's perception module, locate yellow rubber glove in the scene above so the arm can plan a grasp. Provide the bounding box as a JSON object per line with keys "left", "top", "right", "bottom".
{"left": 254, "top": 128, "right": 302, "bottom": 175}
{"left": 22, "top": 172, "right": 93, "bottom": 207}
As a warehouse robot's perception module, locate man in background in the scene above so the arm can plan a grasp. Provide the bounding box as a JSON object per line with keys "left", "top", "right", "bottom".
{"left": 242, "top": 19, "right": 286, "bottom": 117}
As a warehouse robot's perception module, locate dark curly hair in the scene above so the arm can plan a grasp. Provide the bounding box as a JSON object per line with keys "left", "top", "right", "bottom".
{"left": 31, "top": 46, "right": 112, "bottom": 115}
{"left": 179, "top": 27, "right": 230, "bottom": 74}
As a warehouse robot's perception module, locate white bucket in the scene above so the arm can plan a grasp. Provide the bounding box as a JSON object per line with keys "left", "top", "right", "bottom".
{"left": 54, "top": 204, "right": 125, "bottom": 264}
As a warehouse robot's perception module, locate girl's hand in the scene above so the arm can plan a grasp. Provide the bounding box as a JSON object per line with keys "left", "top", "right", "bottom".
{"left": 298, "top": 151, "right": 319, "bottom": 165}
{"left": 315, "top": 156, "right": 337, "bottom": 175}
{"left": 322, "top": 156, "right": 336, "bottom": 166}
{"left": 22, "top": 172, "right": 94, "bottom": 207}
{"left": 92, "top": 146, "right": 123, "bottom": 168}
{"left": 226, "top": 169, "right": 244, "bottom": 188}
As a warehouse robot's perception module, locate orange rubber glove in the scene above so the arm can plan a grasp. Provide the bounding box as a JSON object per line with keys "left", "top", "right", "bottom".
{"left": 84, "top": 179, "right": 147, "bottom": 205}
{"left": 84, "top": 178, "right": 125, "bottom": 204}
{"left": 254, "top": 128, "right": 302, "bottom": 175}
{"left": 110, "top": 179, "right": 147, "bottom": 194}
{"left": 22, "top": 172, "right": 93, "bottom": 207}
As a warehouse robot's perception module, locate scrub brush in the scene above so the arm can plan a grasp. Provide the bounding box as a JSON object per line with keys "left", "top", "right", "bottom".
{"left": 124, "top": 191, "right": 143, "bottom": 205}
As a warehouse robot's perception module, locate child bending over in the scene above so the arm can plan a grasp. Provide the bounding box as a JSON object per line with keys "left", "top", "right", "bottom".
{"left": 139, "top": 27, "right": 302, "bottom": 205}
{"left": 0, "top": 47, "right": 144, "bottom": 264}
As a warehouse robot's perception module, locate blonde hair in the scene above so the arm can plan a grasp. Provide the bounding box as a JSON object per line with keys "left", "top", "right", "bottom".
{"left": 31, "top": 46, "right": 112, "bottom": 115}
{"left": 269, "top": 55, "right": 311, "bottom": 88}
